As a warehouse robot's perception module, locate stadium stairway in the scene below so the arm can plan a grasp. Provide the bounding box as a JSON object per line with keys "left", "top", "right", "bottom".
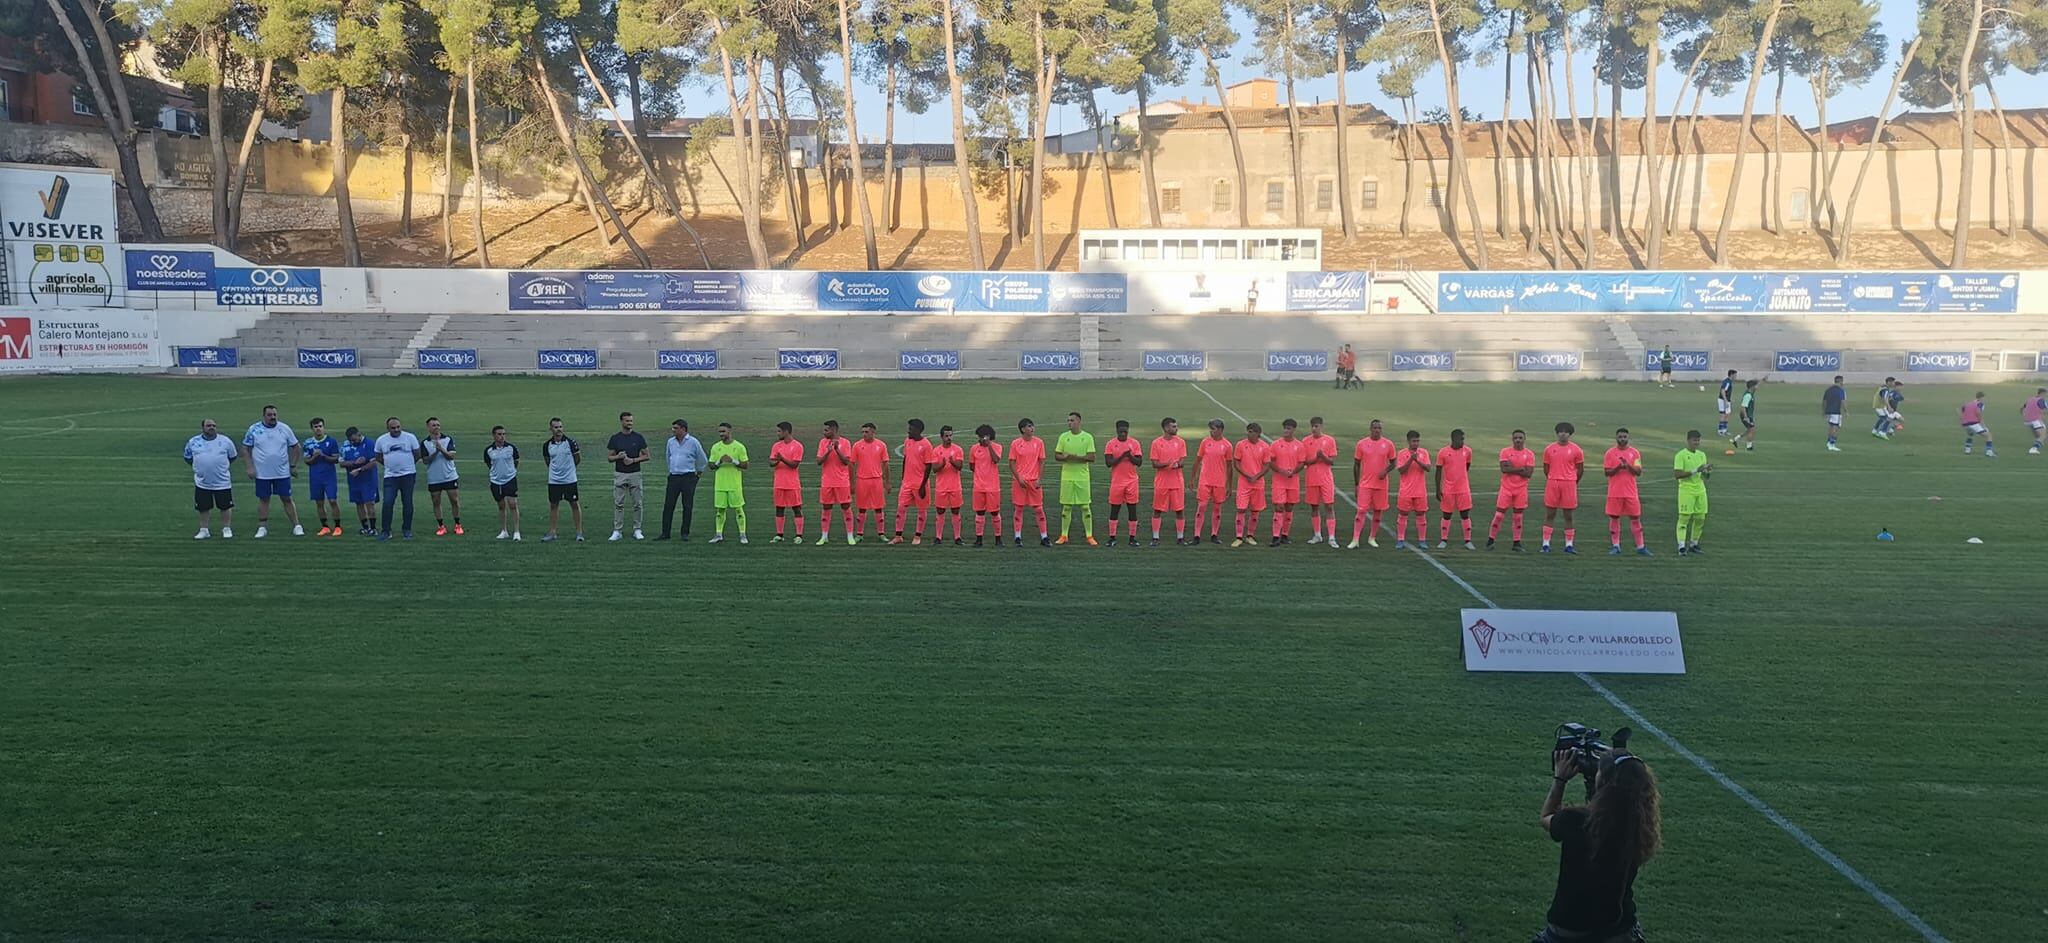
{"left": 206, "top": 311, "right": 2048, "bottom": 381}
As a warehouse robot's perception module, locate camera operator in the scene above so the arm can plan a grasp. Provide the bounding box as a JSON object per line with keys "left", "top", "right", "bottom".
{"left": 1534, "top": 747, "right": 1661, "bottom": 942}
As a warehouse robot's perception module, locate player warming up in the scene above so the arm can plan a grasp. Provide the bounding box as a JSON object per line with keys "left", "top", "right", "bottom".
{"left": 768, "top": 422, "right": 806, "bottom": 543}
{"left": 1392, "top": 430, "right": 1431, "bottom": 549}
{"left": 1434, "top": 429, "right": 1475, "bottom": 549}
{"left": 1348, "top": 419, "right": 1396, "bottom": 549}
{"left": 1488, "top": 430, "right": 1535, "bottom": 551}
{"left": 1149, "top": 418, "right": 1189, "bottom": 546}
{"left": 2024, "top": 388, "right": 2047, "bottom": 455}
{"left": 1193, "top": 419, "right": 1233, "bottom": 545}
{"left": 1674, "top": 430, "right": 1713, "bottom": 555}
{"left": 1541, "top": 422, "right": 1585, "bottom": 553}
{"left": 1717, "top": 370, "right": 1738, "bottom": 438}
{"left": 1230, "top": 422, "right": 1271, "bottom": 547}
{"left": 1822, "top": 375, "right": 1847, "bottom": 452}
{"left": 1103, "top": 420, "right": 1144, "bottom": 546}
{"left": 1603, "top": 428, "right": 1651, "bottom": 556}
{"left": 1302, "top": 417, "right": 1339, "bottom": 546}
{"left": 1958, "top": 392, "right": 1997, "bottom": 458}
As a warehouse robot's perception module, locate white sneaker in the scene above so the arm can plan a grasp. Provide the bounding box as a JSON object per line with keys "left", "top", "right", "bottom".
{"left": 1367, "top": 536, "right": 1379, "bottom": 548}
{"left": 739, "top": 534, "right": 749, "bottom": 544}
{"left": 609, "top": 531, "right": 623, "bottom": 542}
{"left": 1826, "top": 443, "right": 1841, "bottom": 452}
{"left": 1436, "top": 540, "right": 1448, "bottom": 549}
{"left": 1464, "top": 541, "right": 1476, "bottom": 550}
{"left": 1346, "top": 539, "right": 1360, "bottom": 549}
{"left": 496, "top": 530, "right": 509, "bottom": 540}
{"left": 254, "top": 526, "right": 268, "bottom": 539}
{"left": 512, "top": 532, "right": 522, "bottom": 541}
{"left": 194, "top": 528, "right": 211, "bottom": 540}
{"left": 633, "top": 529, "right": 645, "bottom": 540}
{"left": 1327, "top": 536, "right": 1339, "bottom": 549}
{"left": 1305, "top": 534, "right": 1320, "bottom": 545}
{"left": 291, "top": 524, "right": 305, "bottom": 536}
{"left": 708, "top": 534, "right": 725, "bottom": 544}
{"left": 221, "top": 527, "right": 234, "bottom": 539}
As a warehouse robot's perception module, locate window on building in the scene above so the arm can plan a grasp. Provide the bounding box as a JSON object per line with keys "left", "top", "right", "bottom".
{"left": 1212, "top": 179, "right": 1232, "bottom": 212}
{"left": 1361, "top": 178, "right": 1381, "bottom": 210}
{"left": 1081, "top": 239, "right": 1103, "bottom": 261}
{"left": 1140, "top": 240, "right": 1161, "bottom": 260}
{"left": 1161, "top": 183, "right": 1182, "bottom": 214}
{"left": 1315, "top": 179, "right": 1334, "bottom": 212}
{"left": 1426, "top": 185, "right": 1445, "bottom": 209}
{"left": 72, "top": 90, "right": 95, "bottom": 116}
{"left": 1265, "top": 181, "right": 1285, "bottom": 212}
{"left": 1788, "top": 189, "right": 1810, "bottom": 223}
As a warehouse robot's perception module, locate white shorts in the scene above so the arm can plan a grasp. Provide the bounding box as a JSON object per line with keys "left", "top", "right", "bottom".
{"left": 1963, "top": 422, "right": 1988, "bottom": 435}
{"left": 2028, "top": 419, "right": 2045, "bottom": 431}
{"left": 1718, "top": 399, "right": 1732, "bottom": 413}
{"left": 1826, "top": 414, "right": 1842, "bottom": 426}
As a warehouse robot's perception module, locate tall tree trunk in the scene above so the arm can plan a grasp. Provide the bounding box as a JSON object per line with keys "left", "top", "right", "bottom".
{"left": 1641, "top": 23, "right": 1664, "bottom": 266}
{"left": 771, "top": 59, "right": 808, "bottom": 249}
{"left": 835, "top": 0, "right": 880, "bottom": 269}
{"left": 578, "top": 41, "right": 707, "bottom": 266}
{"left": 1664, "top": 42, "right": 1711, "bottom": 238}
{"left": 1559, "top": 22, "right": 1594, "bottom": 267}
{"left": 227, "top": 57, "right": 273, "bottom": 248}
{"left": 1425, "top": 0, "right": 1490, "bottom": 268}
{"left": 399, "top": 134, "right": 414, "bottom": 237}
{"left": 712, "top": 24, "right": 770, "bottom": 268}
{"left": 1398, "top": 96, "right": 1416, "bottom": 237}
{"left": 331, "top": 87, "right": 363, "bottom": 266}
{"left": 1332, "top": 28, "right": 1356, "bottom": 240}
{"left": 1199, "top": 43, "right": 1250, "bottom": 227}
{"left": 1497, "top": 13, "right": 1513, "bottom": 239}
{"left": 1528, "top": 43, "right": 1561, "bottom": 266}
{"left": 1029, "top": 19, "right": 1056, "bottom": 269}
{"left": 204, "top": 32, "right": 230, "bottom": 246}
{"left": 465, "top": 61, "right": 490, "bottom": 268}
{"left": 941, "top": 0, "right": 985, "bottom": 268}
{"left": 1712, "top": 0, "right": 1784, "bottom": 267}
{"left": 1950, "top": 0, "right": 1984, "bottom": 268}
{"left": 532, "top": 54, "right": 650, "bottom": 267}
{"left": 42, "top": 0, "right": 162, "bottom": 238}
{"left": 803, "top": 70, "right": 842, "bottom": 235}
{"left": 1769, "top": 63, "right": 1785, "bottom": 237}
{"left": 1808, "top": 69, "right": 1830, "bottom": 231}
{"left": 442, "top": 81, "right": 457, "bottom": 263}
{"left": 1834, "top": 36, "right": 1918, "bottom": 263}
{"left": 1086, "top": 87, "right": 1118, "bottom": 227}
{"left": 883, "top": 59, "right": 899, "bottom": 232}
{"left": 1280, "top": 14, "right": 1307, "bottom": 228}
{"left": 1607, "top": 54, "right": 1622, "bottom": 240}
{"left": 1986, "top": 78, "right": 2016, "bottom": 241}
{"left": 1137, "top": 76, "right": 1161, "bottom": 227}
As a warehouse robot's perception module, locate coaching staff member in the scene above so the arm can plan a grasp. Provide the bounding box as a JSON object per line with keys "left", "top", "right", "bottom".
{"left": 1534, "top": 747, "right": 1661, "bottom": 942}
{"left": 658, "top": 419, "right": 708, "bottom": 541}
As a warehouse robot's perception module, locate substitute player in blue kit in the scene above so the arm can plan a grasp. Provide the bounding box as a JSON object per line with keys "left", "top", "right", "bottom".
{"left": 1821, "top": 376, "right": 1846, "bottom": 452}
{"left": 1716, "top": 370, "right": 1738, "bottom": 438}
{"left": 341, "top": 426, "right": 381, "bottom": 535}
{"left": 303, "top": 418, "right": 342, "bottom": 536}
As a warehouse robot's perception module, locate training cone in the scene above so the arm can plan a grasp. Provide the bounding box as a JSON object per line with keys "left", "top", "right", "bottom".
{"left": 1724, "top": 448, "right": 1737, "bottom": 455}
{"left": 1965, "top": 537, "right": 1984, "bottom": 544}
{"left": 1928, "top": 496, "right": 1942, "bottom": 503}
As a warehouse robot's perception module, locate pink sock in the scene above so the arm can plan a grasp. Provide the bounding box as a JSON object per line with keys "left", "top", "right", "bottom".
{"left": 1489, "top": 512, "right": 1503, "bottom": 539}
{"left": 1565, "top": 528, "right": 1576, "bottom": 546}
{"left": 1609, "top": 519, "right": 1622, "bottom": 545}
{"left": 1352, "top": 509, "right": 1368, "bottom": 542}
{"left": 1396, "top": 516, "right": 1409, "bottom": 541}
{"left": 1542, "top": 525, "right": 1554, "bottom": 544}
{"left": 1630, "top": 519, "right": 1644, "bottom": 548}
{"left": 843, "top": 508, "right": 854, "bottom": 532}
{"left": 1034, "top": 507, "right": 1047, "bottom": 534}
{"left": 776, "top": 515, "right": 786, "bottom": 536}
{"left": 795, "top": 514, "right": 804, "bottom": 536}
{"left": 1175, "top": 517, "right": 1186, "bottom": 538}
{"left": 1512, "top": 513, "right": 1524, "bottom": 541}
{"left": 1462, "top": 518, "right": 1473, "bottom": 541}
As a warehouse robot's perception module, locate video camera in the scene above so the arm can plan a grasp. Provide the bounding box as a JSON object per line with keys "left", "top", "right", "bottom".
{"left": 1554, "top": 723, "right": 1634, "bottom": 796}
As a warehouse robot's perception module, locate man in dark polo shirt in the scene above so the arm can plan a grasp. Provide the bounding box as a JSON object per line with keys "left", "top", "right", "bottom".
{"left": 606, "top": 411, "right": 651, "bottom": 541}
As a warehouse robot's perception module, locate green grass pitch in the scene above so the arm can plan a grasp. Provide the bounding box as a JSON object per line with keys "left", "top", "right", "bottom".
{"left": 2, "top": 374, "right": 2042, "bottom": 942}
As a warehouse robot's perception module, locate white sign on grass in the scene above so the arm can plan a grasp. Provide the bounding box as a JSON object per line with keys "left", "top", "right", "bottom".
{"left": 1460, "top": 608, "right": 1687, "bottom": 674}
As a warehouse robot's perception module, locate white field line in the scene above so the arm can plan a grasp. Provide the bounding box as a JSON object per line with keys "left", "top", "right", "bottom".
{"left": 1189, "top": 382, "right": 1947, "bottom": 943}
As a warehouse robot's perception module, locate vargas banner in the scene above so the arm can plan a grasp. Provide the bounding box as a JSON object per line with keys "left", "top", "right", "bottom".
{"left": 1461, "top": 609, "right": 1687, "bottom": 674}
{"left": 1439, "top": 273, "right": 1684, "bottom": 313}
{"left": 0, "top": 311, "right": 159, "bottom": 372}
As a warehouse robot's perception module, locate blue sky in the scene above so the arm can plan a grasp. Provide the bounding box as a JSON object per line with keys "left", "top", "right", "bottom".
{"left": 669, "top": 2, "right": 1957, "bottom": 143}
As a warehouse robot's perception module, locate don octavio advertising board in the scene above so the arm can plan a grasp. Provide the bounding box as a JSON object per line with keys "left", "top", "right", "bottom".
{"left": 1461, "top": 609, "right": 1687, "bottom": 674}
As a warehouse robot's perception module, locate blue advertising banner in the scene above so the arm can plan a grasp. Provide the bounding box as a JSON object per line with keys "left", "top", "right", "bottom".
{"left": 581, "top": 272, "right": 663, "bottom": 310}
{"left": 1932, "top": 273, "right": 2019, "bottom": 311}
{"left": 1020, "top": 350, "right": 1082, "bottom": 372}
{"left": 1645, "top": 350, "right": 1712, "bottom": 372}
{"left": 1439, "top": 274, "right": 1684, "bottom": 313}
{"left": 1515, "top": 350, "right": 1582, "bottom": 372}
{"left": 899, "top": 350, "right": 961, "bottom": 371}
{"left": 1048, "top": 273, "right": 1128, "bottom": 313}
{"left": 952, "top": 273, "right": 1050, "bottom": 313}
{"left": 1391, "top": 350, "right": 1457, "bottom": 372}
{"left": 1266, "top": 350, "right": 1328, "bottom": 372}
{"left": 2040, "top": 351, "right": 2048, "bottom": 373}
{"left": 740, "top": 271, "right": 817, "bottom": 311}
{"left": 537, "top": 348, "right": 598, "bottom": 370}
{"left": 1285, "top": 271, "right": 1370, "bottom": 312}
{"left": 1142, "top": 350, "right": 1207, "bottom": 372}
{"left": 1774, "top": 350, "right": 1842, "bottom": 372}
{"left": 417, "top": 348, "right": 478, "bottom": 370}
{"left": 297, "top": 347, "right": 358, "bottom": 369}
{"left": 818, "top": 272, "right": 952, "bottom": 311}
{"left": 779, "top": 348, "right": 840, "bottom": 371}
{"left": 216, "top": 266, "right": 321, "bottom": 306}
{"left": 1681, "top": 275, "right": 1768, "bottom": 312}
{"left": 125, "top": 249, "right": 214, "bottom": 291}
{"left": 1905, "top": 351, "right": 1973, "bottom": 372}
{"left": 657, "top": 349, "right": 720, "bottom": 371}
{"left": 661, "top": 272, "right": 744, "bottom": 311}
{"left": 508, "top": 272, "right": 584, "bottom": 310}
{"left": 176, "top": 346, "right": 237, "bottom": 367}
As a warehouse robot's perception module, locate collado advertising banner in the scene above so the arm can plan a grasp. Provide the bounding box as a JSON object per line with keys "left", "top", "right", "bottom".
{"left": 0, "top": 167, "right": 120, "bottom": 306}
